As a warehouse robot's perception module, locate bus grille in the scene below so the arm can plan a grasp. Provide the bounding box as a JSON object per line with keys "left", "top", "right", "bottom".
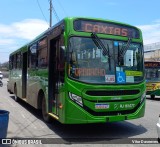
{"left": 85, "top": 90, "right": 140, "bottom": 96}
{"left": 83, "top": 101, "right": 142, "bottom": 116}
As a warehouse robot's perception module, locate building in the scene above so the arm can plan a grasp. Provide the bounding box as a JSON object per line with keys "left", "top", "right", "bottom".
{"left": 144, "top": 42, "right": 160, "bottom": 61}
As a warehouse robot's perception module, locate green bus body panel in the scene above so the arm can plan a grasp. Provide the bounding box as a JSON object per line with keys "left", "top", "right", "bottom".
{"left": 27, "top": 69, "right": 48, "bottom": 108}
{"left": 60, "top": 78, "right": 145, "bottom": 124}
{"left": 65, "top": 99, "right": 145, "bottom": 124}
{"left": 146, "top": 89, "right": 160, "bottom": 96}
{"left": 146, "top": 82, "right": 160, "bottom": 97}
{"left": 8, "top": 69, "right": 22, "bottom": 97}
{"left": 8, "top": 17, "right": 145, "bottom": 124}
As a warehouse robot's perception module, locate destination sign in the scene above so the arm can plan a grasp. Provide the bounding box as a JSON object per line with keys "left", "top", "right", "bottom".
{"left": 74, "top": 20, "right": 140, "bottom": 38}
{"left": 75, "top": 68, "right": 105, "bottom": 76}
{"left": 145, "top": 62, "right": 160, "bottom": 68}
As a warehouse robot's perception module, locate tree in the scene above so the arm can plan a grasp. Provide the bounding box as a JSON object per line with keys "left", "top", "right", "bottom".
{"left": 0, "top": 61, "right": 9, "bottom": 71}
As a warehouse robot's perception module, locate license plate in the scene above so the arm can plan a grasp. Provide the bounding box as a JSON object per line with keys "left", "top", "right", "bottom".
{"left": 95, "top": 103, "right": 109, "bottom": 109}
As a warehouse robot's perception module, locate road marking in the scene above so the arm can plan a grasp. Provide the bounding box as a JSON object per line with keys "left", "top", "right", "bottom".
{"left": 31, "top": 123, "right": 37, "bottom": 129}
{"left": 20, "top": 112, "right": 26, "bottom": 118}
{"left": 38, "top": 123, "right": 45, "bottom": 129}
{"left": 7, "top": 99, "right": 16, "bottom": 107}
{"left": 26, "top": 119, "right": 37, "bottom": 129}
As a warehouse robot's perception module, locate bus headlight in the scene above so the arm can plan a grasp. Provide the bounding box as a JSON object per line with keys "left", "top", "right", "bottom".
{"left": 69, "top": 92, "right": 83, "bottom": 106}
{"left": 141, "top": 92, "right": 146, "bottom": 103}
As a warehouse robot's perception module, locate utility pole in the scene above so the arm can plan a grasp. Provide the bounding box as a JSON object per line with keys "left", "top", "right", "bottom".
{"left": 49, "top": 0, "right": 52, "bottom": 27}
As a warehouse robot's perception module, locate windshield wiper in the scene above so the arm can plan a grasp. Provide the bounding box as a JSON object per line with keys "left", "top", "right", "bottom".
{"left": 91, "top": 33, "right": 111, "bottom": 70}
{"left": 119, "top": 37, "right": 132, "bottom": 58}
{"left": 91, "top": 33, "right": 110, "bottom": 57}
{"left": 118, "top": 37, "right": 132, "bottom": 65}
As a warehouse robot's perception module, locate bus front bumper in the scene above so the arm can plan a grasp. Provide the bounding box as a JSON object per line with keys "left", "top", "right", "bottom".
{"left": 64, "top": 100, "right": 146, "bottom": 124}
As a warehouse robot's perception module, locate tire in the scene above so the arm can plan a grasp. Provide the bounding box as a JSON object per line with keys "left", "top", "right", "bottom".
{"left": 151, "top": 95, "right": 155, "bottom": 99}
{"left": 8, "top": 89, "right": 12, "bottom": 94}
{"left": 158, "top": 138, "right": 160, "bottom": 143}
{"left": 14, "top": 86, "right": 19, "bottom": 102}
{"left": 42, "top": 94, "right": 52, "bottom": 123}
{"left": 7, "top": 87, "right": 11, "bottom": 93}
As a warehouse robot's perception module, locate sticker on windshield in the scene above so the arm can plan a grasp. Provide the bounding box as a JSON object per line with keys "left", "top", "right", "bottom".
{"left": 126, "top": 76, "right": 134, "bottom": 83}
{"left": 114, "top": 41, "right": 118, "bottom": 46}
{"left": 116, "top": 71, "right": 126, "bottom": 83}
{"left": 125, "top": 70, "right": 142, "bottom": 76}
{"left": 105, "top": 75, "right": 115, "bottom": 83}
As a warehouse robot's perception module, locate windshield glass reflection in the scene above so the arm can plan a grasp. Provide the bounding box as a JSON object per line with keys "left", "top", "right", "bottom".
{"left": 68, "top": 37, "right": 144, "bottom": 84}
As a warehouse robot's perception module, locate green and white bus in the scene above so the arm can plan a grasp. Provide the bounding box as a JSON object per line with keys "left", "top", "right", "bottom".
{"left": 145, "top": 61, "right": 160, "bottom": 99}
{"left": 7, "top": 17, "right": 146, "bottom": 124}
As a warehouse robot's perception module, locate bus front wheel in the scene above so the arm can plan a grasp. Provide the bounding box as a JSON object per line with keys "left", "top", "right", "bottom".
{"left": 42, "top": 95, "right": 52, "bottom": 123}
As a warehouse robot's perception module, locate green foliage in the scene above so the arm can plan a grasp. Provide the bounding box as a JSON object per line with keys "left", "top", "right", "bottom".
{"left": 0, "top": 62, "right": 9, "bottom": 71}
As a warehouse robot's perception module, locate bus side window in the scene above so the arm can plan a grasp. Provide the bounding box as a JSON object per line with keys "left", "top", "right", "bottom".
{"left": 16, "top": 52, "right": 22, "bottom": 69}
{"left": 29, "top": 43, "right": 38, "bottom": 68}
{"left": 156, "top": 69, "right": 160, "bottom": 78}
{"left": 158, "top": 70, "right": 160, "bottom": 78}
{"left": 13, "top": 54, "right": 17, "bottom": 69}
{"left": 58, "top": 36, "right": 65, "bottom": 83}
{"left": 38, "top": 37, "right": 48, "bottom": 68}
{"left": 38, "top": 47, "right": 48, "bottom": 68}
{"left": 9, "top": 55, "right": 14, "bottom": 70}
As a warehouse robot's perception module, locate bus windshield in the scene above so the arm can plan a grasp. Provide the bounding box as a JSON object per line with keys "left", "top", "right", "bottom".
{"left": 145, "top": 68, "right": 160, "bottom": 82}
{"left": 68, "top": 36, "right": 144, "bottom": 84}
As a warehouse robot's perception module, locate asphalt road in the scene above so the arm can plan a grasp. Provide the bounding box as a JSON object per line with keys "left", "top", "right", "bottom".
{"left": 0, "top": 78, "right": 160, "bottom": 147}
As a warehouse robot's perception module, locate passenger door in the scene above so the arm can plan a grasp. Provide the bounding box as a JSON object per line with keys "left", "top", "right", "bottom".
{"left": 48, "top": 35, "right": 65, "bottom": 115}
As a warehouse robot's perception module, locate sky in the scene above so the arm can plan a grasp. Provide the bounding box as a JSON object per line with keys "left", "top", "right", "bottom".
{"left": 0, "top": 0, "right": 160, "bottom": 63}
